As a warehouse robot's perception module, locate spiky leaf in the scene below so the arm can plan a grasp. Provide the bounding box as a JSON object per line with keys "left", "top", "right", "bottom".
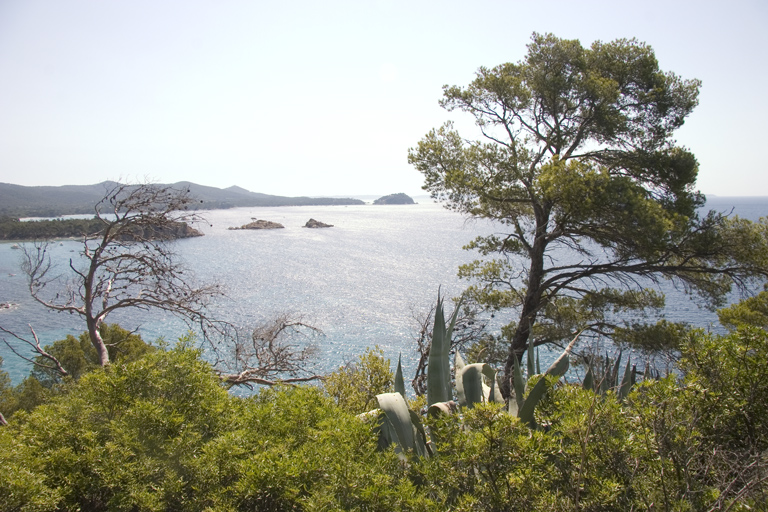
{"left": 457, "top": 363, "right": 485, "bottom": 408}
{"left": 511, "top": 354, "right": 526, "bottom": 415}
{"left": 428, "top": 401, "right": 457, "bottom": 417}
{"left": 483, "top": 365, "right": 504, "bottom": 404}
{"left": 618, "top": 357, "right": 634, "bottom": 400}
{"left": 583, "top": 361, "right": 595, "bottom": 392}
{"left": 427, "top": 294, "right": 452, "bottom": 406}
{"left": 527, "top": 335, "right": 536, "bottom": 377}
{"left": 611, "top": 351, "right": 623, "bottom": 388}
{"left": 376, "top": 393, "right": 416, "bottom": 453}
{"left": 395, "top": 353, "right": 406, "bottom": 399}
{"left": 454, "top": 351, "right": 466, "bottom": 372}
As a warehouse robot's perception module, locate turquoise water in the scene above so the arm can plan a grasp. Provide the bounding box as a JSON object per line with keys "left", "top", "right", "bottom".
{"left": 1, "top": 197, "right": 766, "bottom": 384}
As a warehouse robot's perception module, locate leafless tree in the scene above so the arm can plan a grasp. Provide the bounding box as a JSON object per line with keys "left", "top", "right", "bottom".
{"left": 216, "top": 313, "right": 324, "bottom": 387}
{"left": 18, "top": 181, "right": 223, "bottom": 367}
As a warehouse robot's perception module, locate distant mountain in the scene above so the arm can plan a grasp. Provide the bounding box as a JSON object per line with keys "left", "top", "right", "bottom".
{"left": 0, "top": 181, "right": 365, "bottom": 217}
{"left": 373, "top": 193, "right": 415, "bottom": 205}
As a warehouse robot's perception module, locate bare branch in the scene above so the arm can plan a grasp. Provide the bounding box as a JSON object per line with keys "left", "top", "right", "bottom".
{"left": 215, "top": 313, "right": 324, "bottom": 388}
{"left": 0, "top": 324, "right": 69, "bottom": 377}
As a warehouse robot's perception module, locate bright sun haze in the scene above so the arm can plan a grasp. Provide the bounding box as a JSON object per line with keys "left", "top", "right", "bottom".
{"left": 0, "top": 0, "right": 765, "bottom": 197}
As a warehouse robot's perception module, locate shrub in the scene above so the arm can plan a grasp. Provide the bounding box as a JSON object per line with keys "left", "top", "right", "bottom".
{"left": 323, "top": 346, "right": 394, "bottom": 414}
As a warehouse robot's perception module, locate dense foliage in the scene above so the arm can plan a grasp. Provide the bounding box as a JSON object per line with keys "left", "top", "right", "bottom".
{"left": 0, "top": 215, "right": 202, "bottom": 241}
{"left": 1, "top": 313, "right": 766, "bottom": 510}
{"left": 0, "top": 216, "right": 104, "bottom": 240}
{"left": 408, "top": 33, "right": 768, "bottom": 389}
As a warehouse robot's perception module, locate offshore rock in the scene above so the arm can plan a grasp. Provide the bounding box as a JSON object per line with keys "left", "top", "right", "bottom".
{"left": 303, "top": 218, "right": 333, "bottom": 228}
{"left": 229, "top": 219, "right": 285, "bottom": 230}
{"left": 136, "top": 222, "right": 203, "bottom": 240}
{"left": 373, "top": 193, "right": 415, "bottom": 205}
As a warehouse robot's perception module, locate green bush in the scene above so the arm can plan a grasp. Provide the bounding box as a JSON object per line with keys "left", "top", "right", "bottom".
{"left": 0, "top": 343, "right": 434, "bottom": 511}
{"left": 323, "top": 346, "right": 394, "bottom": 414}
{"left": 32, "top": 323, "right": 155, "bottom": 386}
{"left": 0, "top": 342, "right": 230, "bottom": 511}
{"left": 0, "top": 324, "right": 154, "bottom": 420}
{"left": 2, "top": 307, "right": 767, "bottom": 510}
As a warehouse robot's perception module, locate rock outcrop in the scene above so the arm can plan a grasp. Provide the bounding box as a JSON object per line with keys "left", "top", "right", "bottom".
{"left": 134, "top": 222, "right": 204, "bottom": 240}
{"left": 229, "top": 219, "right": 285, "bottom": 230}
{"left": 303, "top": 218, "right": 333, "bottom": 228}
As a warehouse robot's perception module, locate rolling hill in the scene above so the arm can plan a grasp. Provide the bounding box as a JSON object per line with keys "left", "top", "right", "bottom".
{"left": 0, "top": 181, "right": 364, "bottom": 217}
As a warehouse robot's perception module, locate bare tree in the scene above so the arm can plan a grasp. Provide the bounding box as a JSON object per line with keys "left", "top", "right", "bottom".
{"left": 18, "top": 181, "right": 223, "bottom": 366}
{"left": 216, "top": 313, "right": 323, "bottom": 387}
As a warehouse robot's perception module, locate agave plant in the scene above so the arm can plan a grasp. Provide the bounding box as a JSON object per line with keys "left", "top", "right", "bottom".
{"left": 361, "top": 392, "right": 431, "bottom": 458}
{"left": 582, "top": 351, "right": 637, "bottom": 401}
{"left": 454, "top": 351, "right": 504, "bottom": 408}
{"left": 509, "top": 332, "right": 580, "bottom": 428}
{"left": 426, "top": 292, "right": 463, "bottom": 407}
{"left": 365, "top": 291, "right": 583, "bottom": 455}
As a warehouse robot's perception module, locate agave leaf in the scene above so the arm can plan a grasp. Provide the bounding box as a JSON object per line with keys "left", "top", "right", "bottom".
{"left": 358, "top": 409, "right": 398, "bottom": 453}
{"left": 377, "top": 413, "right": 399, "bottom": 452}
{"left": 517, "top": 376, "right": 546, "bottom": 428}
{"left": 395, "top": 353, "right": 406, "bottom": 399}
{"left": 599, "top": 374, "right": 610, "bottom": 395}
{"left": 544, "top": 331, "right": 580, "bottom": 378}
{"left": 428, "top": 401, "right": 458, "bottom": 417}
{"left": 583, "top": 361, "right": 595, "bottom": 392}
{"left": 511, "top": 354, "right": 526, "bottom": 415}
{"left": 508, "top": 397, "right": 519, "bottom": 416}
{"left": 445, "top": 295, "right": 464, "bottom": 346}
{"left": 455, "top": 351, "right": 466, "bottom": 372}
{"left": 427, "top": 294, "right": 452, "bottom": 407}
{"left": 518, "top": 331, "right": 582, "bottom": 427}
{"left": 457, "top": 363, "right": 483, "bottom": 408}
{"left": 527, "top": 336, "right": 535, "bottom": 377}
{"left": 611, "top": 350, "right": 623, "bottom": 388}
{"left": 482, "top": 365, "right": 504, "bottom": 404}
{"left": 409, "top": 409, "right": 432, "bottom": 457}
{"left": 376, "top": 393, "right": 415, "bottom": 452}
{"left": 536, "top": 348, "right": 541, "bottom": 375}
{"left": 489, "top": 376, "right": 500, "bottom": 404}
{"left": 618, "top": 357, "right": 633, "bottom": 400}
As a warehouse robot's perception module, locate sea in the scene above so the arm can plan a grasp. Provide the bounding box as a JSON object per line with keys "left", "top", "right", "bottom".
{"left": 1, "top": 196, "right": 767, "bottom": 385}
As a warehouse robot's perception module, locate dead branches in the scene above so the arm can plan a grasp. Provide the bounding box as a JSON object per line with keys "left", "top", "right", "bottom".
{"left": 218, "top": 314, "right": 324, "bottom": 388}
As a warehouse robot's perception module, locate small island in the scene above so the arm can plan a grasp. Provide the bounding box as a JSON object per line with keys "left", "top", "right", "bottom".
{"left": 373, "top": 193, "right": 415, "bottom": 205}
{"left": 0, "top": 216, "right": 202, "bottom": 241}
{"left": 303, "top": 218, "right": 333, "bottom": 228}
{"left": 229, "top": 219, "right": 285, "bottom": 230}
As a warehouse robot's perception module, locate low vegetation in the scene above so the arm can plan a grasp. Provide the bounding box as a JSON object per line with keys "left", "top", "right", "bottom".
{"left": 0, "top": 216, "right": 104, "bottom": 240}
{"left": 1, "top": 294, "right": 767, "bottom": 511}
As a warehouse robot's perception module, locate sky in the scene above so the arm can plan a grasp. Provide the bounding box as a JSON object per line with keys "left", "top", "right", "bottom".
{"left": 0, "top": 0, "right": 766, "bottom": 198}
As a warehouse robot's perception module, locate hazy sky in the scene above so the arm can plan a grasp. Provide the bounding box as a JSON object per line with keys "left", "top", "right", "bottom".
{"left": 0, "top": 0, "right": 765, "bottom": 197}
